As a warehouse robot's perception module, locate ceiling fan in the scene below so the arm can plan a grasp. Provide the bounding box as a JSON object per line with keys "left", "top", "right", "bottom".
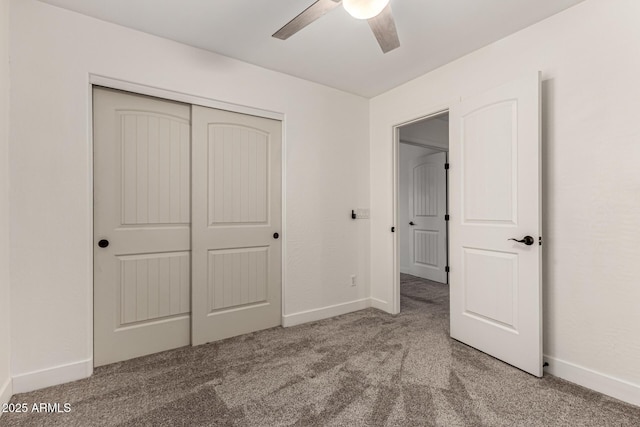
{"left": 272, "top": 0, "right": 400, "bottom": 53}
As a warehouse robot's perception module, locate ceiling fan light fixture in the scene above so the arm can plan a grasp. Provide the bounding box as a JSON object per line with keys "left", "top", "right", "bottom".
{"left": 343, "top": 0, "right": 390, "bottom": 20}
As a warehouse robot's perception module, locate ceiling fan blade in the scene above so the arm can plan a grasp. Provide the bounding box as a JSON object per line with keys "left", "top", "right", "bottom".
{"left": 273, "top": 0, "right": 342, "bottom": 40}
{"left": 367, "top": 4, "right": 400, "bottom": 53}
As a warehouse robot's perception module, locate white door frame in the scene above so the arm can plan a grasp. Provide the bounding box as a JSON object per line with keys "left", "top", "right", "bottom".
{"left": 392, "top": 108, "right": 449, "bottom": 314}
{"left": 87, "top": 74, "right": 287, "bottom": 365}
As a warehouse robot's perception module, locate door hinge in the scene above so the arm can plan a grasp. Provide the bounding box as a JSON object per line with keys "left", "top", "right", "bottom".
{"left": 444, "top": 163, "right": 450, "bottom": 170}
{"left": 445, "top": 266, "right": 450, "bottom": 273}
{"left": 445, "top": 214, "right": 450, "bottom": 221}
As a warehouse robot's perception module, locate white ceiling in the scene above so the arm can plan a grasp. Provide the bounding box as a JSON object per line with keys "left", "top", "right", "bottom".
{"left": 38, "top": 0, "right": 585, "bottom": 98}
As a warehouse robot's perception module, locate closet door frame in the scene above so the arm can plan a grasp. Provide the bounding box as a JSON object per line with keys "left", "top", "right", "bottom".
{"left": 87, "top": 74, "right": 286, "bottom": 368}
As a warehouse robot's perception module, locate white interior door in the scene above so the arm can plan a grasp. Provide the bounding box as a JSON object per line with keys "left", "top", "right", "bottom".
{"left": 191, "top": 106, "right": 282, "bottom": 346}
{"left": 93, "top": 87, "right": 191, "bottom": 367}
{"left": 408, "top": 152, "right": 447, "bottom": 283}
{"left": 449, "top": 72, "right": 542, "bottom": 376}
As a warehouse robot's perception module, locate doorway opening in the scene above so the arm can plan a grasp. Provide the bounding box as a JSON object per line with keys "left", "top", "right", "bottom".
{"left": 396, "top": 111, "right": 449, "bottom": 313}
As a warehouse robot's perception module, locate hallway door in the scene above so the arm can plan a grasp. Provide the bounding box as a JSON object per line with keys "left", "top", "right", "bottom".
{"left": 408, "top": 152, "right": 448, "bottom": 283}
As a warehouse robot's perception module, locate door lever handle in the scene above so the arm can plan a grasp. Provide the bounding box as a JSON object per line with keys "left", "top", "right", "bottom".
{"left": 508, "top": 236, "right": 534, "bottom": 246}
{"left": 409, "top": 222, "right": 415, "bottom": 226}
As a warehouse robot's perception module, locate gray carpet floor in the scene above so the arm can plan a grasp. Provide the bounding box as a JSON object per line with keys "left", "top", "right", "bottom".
{"left": 3, "top": 274, "right": 640, "bottom": 426}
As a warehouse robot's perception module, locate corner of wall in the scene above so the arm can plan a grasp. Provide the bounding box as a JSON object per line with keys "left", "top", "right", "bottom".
{"left": 0, "top": 0, "right": 12, "bottom": 410}
{"left": 0, "top": 0, "right": 13, "bottom": 415}
{"left": 0, "top": 378, "right": 12, "bottom": 409}
{"left": 369, "top": 297, "right": 390, "bottom": 312}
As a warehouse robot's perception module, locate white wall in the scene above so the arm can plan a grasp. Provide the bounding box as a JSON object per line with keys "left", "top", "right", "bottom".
{"left": 398, "top": 143, "right": 438, "bottom": 273}
{"left": 371, "top": 0, "right": 640, "bottom": 405}
{"left": 9, "top": 0, "right": 369, "bottom": 390}
{"left": 0, "top": 0, "right": 12, "bottom": 409}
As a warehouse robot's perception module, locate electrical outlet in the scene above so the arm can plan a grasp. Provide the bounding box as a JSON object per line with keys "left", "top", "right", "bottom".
{"left": 350, "top": 275, "right": 357, "bottom": 287}
{"left": 355, "top": 208, "right": 370, "bottom": 219}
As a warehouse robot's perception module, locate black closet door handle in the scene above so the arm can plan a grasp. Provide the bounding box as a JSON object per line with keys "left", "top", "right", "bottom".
{"left": 273, "top": 233, "right": 279, "bottom": 239}
{"left": 98, "top": 239, "right": 109, "bottom": 248}
{"left": 409, "top": 222, "right": 415, "bottom": 226}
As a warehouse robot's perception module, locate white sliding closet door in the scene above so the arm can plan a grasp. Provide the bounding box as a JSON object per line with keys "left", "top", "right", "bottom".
{"left": 93, "top": 87, "right": 191, "bottom": 367}
{"left": 191, "top": 106, "right": 282, "bottom": 346}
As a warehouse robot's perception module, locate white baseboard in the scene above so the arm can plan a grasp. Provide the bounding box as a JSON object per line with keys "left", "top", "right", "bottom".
{"left": 0, "top": 377, "right": 12, "bottom": 409}
{"left": 282, "top": 298, "right": 371, "bottom": 327}
{"left": 370, "top": 297, "right": 390, "bottom": 312}
{"left": 12, "top": 359, "right": 93, "bottom": 394}
{"left": 544, "top": 355, "right": 640, "bottom": 407}
{"left": 400, "top": 267, "right": 411, "bottom": 275}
